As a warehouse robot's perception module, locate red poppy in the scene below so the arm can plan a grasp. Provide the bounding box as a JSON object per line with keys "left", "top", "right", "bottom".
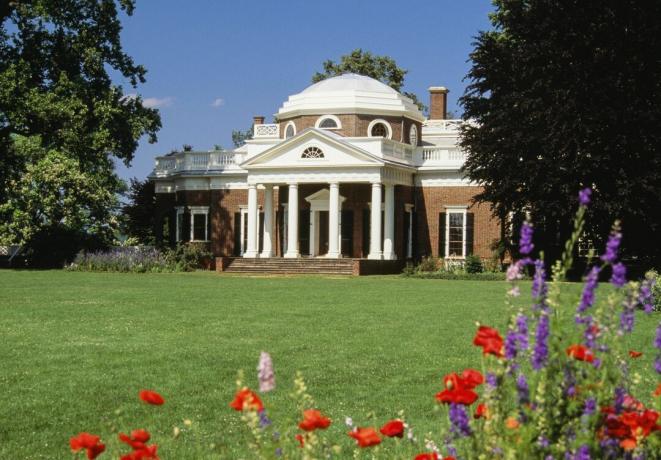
{"left": 70, "top": 433, "right": 105, "bottom": 460}
{"left": 298, "top": 409, "right": 331, "bottom": 431}
{"left": 473, "top": 326, "right": 504, "bottom": 357}
{"left": 229, "top": 387, "right": 264, "bottom": 412}
{"left": 629, "top": 350, "right": 643, "bottom": 358}
{"left": 120, "top": 444, "right": 159, "bottom": 460}
{"left": 474, "top": 403, "right": 488, "bottom": 419}
{"left": 566, "top": 344, "right": 595, "bottom": 363}
{"left": 379, "top": 419, "right": 404, "bottom": 437}
{"left": 602, "top": 409, "right": 661, "bottom": 450}
{"left": 436, "top": 387, "right": 479, "bottom": 406}
{"left": 139, "top": 390, "right": 165, "bottom": 406}
{"left": 654, "top": 383, "right": 661, "bottom": 397}
{"left": 414, "top": 454, "right": 438, "bottom": 460}
{"left": 295, "top": 433, "right": 305, "bottom": 447}
{"left": 348, "top": 427, "right": 381, "bottom": 447}
{"left": 119, "top": 429, "right": 151, "bottom": 450}
{"left": 444, "top": 369, "right": 483, "bottom": 391}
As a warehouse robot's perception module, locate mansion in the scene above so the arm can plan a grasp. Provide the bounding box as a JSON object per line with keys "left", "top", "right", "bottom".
{"left": 150, "top": 74, "right": 501, "bottom": 271}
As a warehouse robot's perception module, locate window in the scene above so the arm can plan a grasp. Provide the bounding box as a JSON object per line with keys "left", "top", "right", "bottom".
{"left": 367, "top": 119, "right": 392, "bottom": 139}
{"left": 175, "top": 207, "right": 185, "bottom": 241}
{"left": 284, "top": 122, "right": 296, "bottom": 139}
{"left": 315, "top": 115, "right": 341, "bottom": 130}
{"left": 301, "top": 146, "right": 324, "bottom": 159}
{"left": 409, "top": 124, "right": 418, "bottom": 146}
{"left": 444, "top": 208, "right": 468, "bottom": 258}
{"left": 189, "top": 206, "right": 209, "bottom": 241}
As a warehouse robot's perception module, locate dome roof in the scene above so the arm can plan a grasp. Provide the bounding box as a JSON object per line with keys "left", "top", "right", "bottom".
{"left": 277, "top": 73, "right": 425, "bottom": 122}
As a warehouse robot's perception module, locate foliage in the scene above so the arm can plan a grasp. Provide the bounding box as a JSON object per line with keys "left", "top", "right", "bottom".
{"left": 465, "top": 254, "right": 484, "bottom": 274}
{"left": 312, "top": 48, "right": 427, "bottom": 112}
{"left": 416, "top": 256, "right": 440, "bottom": 272}
{"left": 165, "top": 242, "right": 212, "bottom": 272}
{"left": 122, "top": 178, "right": 157, "bottom": 246}
{"left": 0, "top": 0, "right": 161, "bottom": 264}
{"left": 232, "top": 126, "right": 254, "bottom": 148}
{"left": 645, "top": 270, "right": 661, "bottom": 312}
{"left": 404, "top": 271, "right": 507, "bottom": 281}
{"left": 460, "top": 0, "right": 661, "bottom": 268}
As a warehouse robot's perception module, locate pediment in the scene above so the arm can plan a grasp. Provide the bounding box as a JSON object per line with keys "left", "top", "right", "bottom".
{"left": 241, "top": 129, "right": 384, "bottom": 169}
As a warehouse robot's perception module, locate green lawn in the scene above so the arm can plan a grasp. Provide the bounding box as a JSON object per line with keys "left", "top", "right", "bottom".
{"left": 0, "top": 271, "right": 657, "bottom": 459}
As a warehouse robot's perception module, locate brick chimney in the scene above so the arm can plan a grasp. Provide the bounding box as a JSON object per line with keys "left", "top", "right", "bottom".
{"left": 253, "top": 115, "right": 265, "bottom": 125}
{"left": 428, "top": 87, "right": 449, "bottom": 120}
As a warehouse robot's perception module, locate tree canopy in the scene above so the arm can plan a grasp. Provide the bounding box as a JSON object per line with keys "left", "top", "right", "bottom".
{"left": 313, "top": 49, "right": 426, "bottom": 112}
{"left": 460, "top": 0, "right": 661, "bottom": 267}
{"left": 0, "top": 0, "right": 161, "bottom": 265}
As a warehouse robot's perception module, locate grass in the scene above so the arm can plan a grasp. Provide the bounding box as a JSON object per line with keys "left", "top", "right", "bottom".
{"left": 0, "top": 270, "right": 657, "bottom": 459}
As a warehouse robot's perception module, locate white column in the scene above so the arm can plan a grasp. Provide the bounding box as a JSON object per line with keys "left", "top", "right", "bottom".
{"left": 284, "top": 183, "right": 299, "bottom": 258}
{"left": 260, "top": 185, "right": 274, "bottom": 257}
{"left": 327, "top": 182, "right": 340, "bottom": 258}
{"left": 383, "top": 184, "right": 396, "bottom": 260}
{"left": 406, "top": 205, "right": 414, "bottom": 259}
{"left": 244, "top": 184, "right": 259, "bottom": 257}
{"left": 309, "top": 210, "right": 316, "bottom": 256}
{"left": 367, "top": 182, "right": 383, "bottom": 260}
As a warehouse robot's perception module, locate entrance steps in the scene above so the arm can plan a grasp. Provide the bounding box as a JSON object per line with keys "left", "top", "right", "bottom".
{"left": 216, "top": 257, "right": 405, "bottom": 276}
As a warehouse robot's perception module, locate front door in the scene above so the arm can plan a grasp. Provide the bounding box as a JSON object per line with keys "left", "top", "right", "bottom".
{"left": 318, "top": 211, "right": 329, "bottom": 255}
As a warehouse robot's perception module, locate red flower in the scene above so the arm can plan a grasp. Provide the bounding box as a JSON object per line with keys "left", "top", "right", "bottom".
{"left": 379, "top": 419, "right": 404, "bottom": 437}
{"left": 436, "top": 388, "right": 479, "bottom": 406}
{"left": 295, "top": 433, "right": 305, "bottom": 447}
{"left": 298, "top": 409, "right": 331, "bottom": 431}
{"left": 654, "top": 383, "right": 661, "bottom": 397}
{"left": 70, "top": 433, "right": 105, "bottom": 460}
{"left": 229, "top": 387, "right": 264, "bottom": 412}
{"left": 473, "top": 326, "right": 504, "bottom": 357}
{"left": 566, "top": 344, "right": 595, "bottom": 363}
{"left": 348, "top": 427, "right": 381, "bottom": 447}
{"left": 119, "top": 429, "right": 151, "bottom": 450}
{"left": 139, "top": 390, "right": 165, "bottom": 406}
{"left": 414, "top": 454, "right": 438, "bottom": 460}
{"left": 474, "top": 403, "right": 489, "bottom": 419}
{"left": 444, "top": 369, "right": 483, "bottom": 391}
{"left": 629, "top": 350, "right": 643, "bottom": 358}
{"left": 120, "top": 444, "right": 159, "bottom": 460}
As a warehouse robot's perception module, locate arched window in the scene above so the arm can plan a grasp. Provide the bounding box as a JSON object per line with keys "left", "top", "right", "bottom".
{"left": 315, "top": 115, "right": 342, "bottom": 130}
{"left": 367, "top": 119, "right": 392, "bottom": 139}
{"left": 409, "top": 124, "right": 418, "bottom": 146}
{"left": 301, "top": 146, "right": 324, "bottom": 159}
{"left": 284, "top": 122, "right": 296, "bottom": 139}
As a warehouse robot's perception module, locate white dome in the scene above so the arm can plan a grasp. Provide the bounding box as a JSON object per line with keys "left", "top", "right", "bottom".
{"left": 277, "top": 73, "right": 425, "bottom": 122}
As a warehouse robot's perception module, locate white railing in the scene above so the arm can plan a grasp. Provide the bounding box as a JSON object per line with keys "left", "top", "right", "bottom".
{"left": 381, "top": 139, "right": 414, "bottom": 161}
{"left": 154, "top": 151, "right": 243, "bottom": 176}
{"left": 422, "top": 119, "right": 464, "bottom": 132}
{"left": 415, "top": 147, "right": 466, "bottom": 167}
{"left": 253, "top": 123, "right": 280, "bottom": 139}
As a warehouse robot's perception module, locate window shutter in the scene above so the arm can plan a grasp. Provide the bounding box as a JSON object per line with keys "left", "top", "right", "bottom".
{"left": 439, "top": 212, "right": 446, "bottom": 258}
{"left": 362, "top": 209, "right": 370, "bottom": 257}
{"left": 258, "top": 212, "right": 264, "bottom": 253}
{"left": 299, "top": 210, "right": 310, "bottom": 256}
{"left": 182, "top": 212, "right": 191, "bottom": 242}
{"left": 466, "top": 212, "right": 475, "bottom": 256}
{"left": 233, "top": 212, "right": 241, "bottom": 256}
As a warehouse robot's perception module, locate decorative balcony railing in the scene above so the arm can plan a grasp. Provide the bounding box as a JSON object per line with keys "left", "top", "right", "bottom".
{"left": 414, "top": 147, "right": 466, "bottom": 167}
{"left": 154, "top": 150, "right": 243, "bottom": 176}
{"left": 253, "top": 123, "right": 280, "bottom": 139}
{"left": 422, "top": 119, "right": 464, "bottom": 132}
{"left": 381, "top": 139, "right": 414, "bottom": 161}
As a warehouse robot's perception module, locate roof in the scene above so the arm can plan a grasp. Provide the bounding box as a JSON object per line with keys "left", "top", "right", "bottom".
{"left": 276, "top": 73, "right": 425, "bottom": 122}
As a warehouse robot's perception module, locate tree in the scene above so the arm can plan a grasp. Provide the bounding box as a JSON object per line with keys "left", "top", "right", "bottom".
{"left": 313, "top": 49, "right": 426, "bottom": 112}
{"left": 0, "top": 0, "right": 161, "bottom": 265}
{"left": 232, "top": 127, "right": 253, "bottom": 148}
{"left": 122, "top": 178, "right": 157, "bottom": 245}
{"left": 460, "top": 0, "right": 661, "bottom": 268}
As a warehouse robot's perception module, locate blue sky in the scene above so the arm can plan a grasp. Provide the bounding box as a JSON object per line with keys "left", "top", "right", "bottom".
{"left": 115, "top": 0, "right": 495, "bottom": 181}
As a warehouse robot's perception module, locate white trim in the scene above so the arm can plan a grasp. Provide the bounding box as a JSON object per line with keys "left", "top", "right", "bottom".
{"left": 189, "top": 206, "right": 209, "bottom": 242}
{"left": 284, "top": 121, "right": 297, "bottom": 139}
{"left": 315, "top": 115, "right": 342, "bottom": 130}
{"left": 444, "top": 206, "right": 468, "bottom": 259}
{"left": 367, "top": 119, "right": 393, "bottom": 139}
{"left": 175, "top": 206, "right": 185, "bottom": 242}
{"left": 409, "top": 124, "right": 418, "bottom": 146}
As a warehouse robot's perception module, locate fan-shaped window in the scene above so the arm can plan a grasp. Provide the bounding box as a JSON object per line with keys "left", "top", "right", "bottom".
{"left": 409, "top": 124, "right": 418, "bottom": 146}
{"left": 285, "top": 122, "right": 296, "bottom": 139}
{"left": 301, "top": 146, "right": 324, "bottom": 159}
{"left": 315, "top": 115, "right": 342, "bottom": 130}
{"left": 367, "top": 119, "right": 392, "bottom": 139}
{"left": 319, "top": 118, "right": 337, "bottom": 128}
{"left": 371, "top": 123, "right": 387, "bottom": 137}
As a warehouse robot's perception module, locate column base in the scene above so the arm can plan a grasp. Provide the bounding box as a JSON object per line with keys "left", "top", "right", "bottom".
{"left": 243, "top": 251, "right": 259, "bottom": 258}
{"left": 326, "top": 252, "right": 340, "bottom": 259}
{"left": 259, "top": 251, "right": 274, "bottom": 258}
{"left": 383, "top": 252, "right": 397, "bottom": 260}
{"left": 367, "top": 252, "right": 383, "bottom": 260}
{"left": 284, "top": 251, "right": 300, "bottom": 258}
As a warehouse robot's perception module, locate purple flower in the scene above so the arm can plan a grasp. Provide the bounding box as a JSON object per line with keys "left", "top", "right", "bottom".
{"left": 600, "top": 230, "right": 622, "bottom": 263}
{"left": 620, "top": 290, "right": 636, "bottom": 333}
{"left": 519, "top": 222, "right": 534, "bottom": 255}
{"left": 516, "top": 314, "right": 529, "bottom": 350}
{"left": 583, "top": 398, "right": 596, "bottom": 416}
{"left": 655, "top": 357, "right": 661, "bottom": 374}
{"left": 532, "top": 259, "right": 547, "bottom": 300}
{"left": 505, "top": 330, "right": 518, "bottom": 360}
{"left": 572, "top": 445, "right": 590, "bottom": 460}
{"left": 610, "top": 262, "right": 626, "bottom": 288}
{"left": 448, "top": 403, "right": 471, "bottom": 437}
{"left": 639, "top": 279, "right": 655, "bottom": 314}
{"left": 577, "top": 266, "right": 600, "bottom": 314}
{"left": 259, "top": 410, "right": 272, "bottom": 428}
{"left": 516, "top": 374, "right": 530, "bottom": 404}
{"left": 614, "top": 387, "right": 626, "bottom": 413}
{"left": 583, "top": 317, "right": 597, "bottom": 348}
{"left": 532, "top": 313, "right": 550, "bottom": 370}
{"left": 506, "top": 260, "right": 523, "bottom": 282}
{"left": 655, "top": 322, "right": 661, "bottom": 350}
{"left": 537, "top": 436, "right": 550, "bottom": 448}
{"left": 486, "top": 372, "right": 498, "bottom": 388}
{"left": 578, "top": 188, "right": 592, "bottom": 206}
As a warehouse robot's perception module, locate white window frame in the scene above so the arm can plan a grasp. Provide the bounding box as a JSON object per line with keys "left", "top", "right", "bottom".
{"left": 189, "top": 206, "right": 209, "bottom": 242}
{"left": 175, "top": 206, "right": 185, "bottom": 242}
{"left": 409, "top": 124, "right": 418, "bottom": 146}
{"left": 445, "top": 206, "right": 468, "bottom": 259}
{"left": 284, "top": 121, "right": 297, "bottom": 138}
{"left": 367, "top": 119, "right": 393, "bottom": 139}
{"left": 315, "top": 115, "right": 342, "bottom": 130}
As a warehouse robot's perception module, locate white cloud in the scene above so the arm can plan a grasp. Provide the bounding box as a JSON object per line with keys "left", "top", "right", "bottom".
{"left": 142, "top": 96, "right": 174, "bottom": 108}
{"left": 211, "top": 97, "right": 225, "bottom": 108}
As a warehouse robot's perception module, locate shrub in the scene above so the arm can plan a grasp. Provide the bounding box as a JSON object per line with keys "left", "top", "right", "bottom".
{"left": 416, "top": 256, "right": 439, "bottom": 272}
{"left": 644, "top": 270, "right": 660, "bottom": 311}
{"left": 465, "top": 254, "right": 484, "bottom": 273}
{"left": 68, "top": 246, "right": 173, "bottom": 273}
{"left": 164, "top": 242, "right": 212, "bottom": 272}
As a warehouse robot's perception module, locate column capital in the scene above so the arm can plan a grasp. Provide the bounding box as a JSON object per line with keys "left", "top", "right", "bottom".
{"left": 370, "top": 181, "right": 382, "bottom": 187}
{"left": 247, "top": 183, "right": 257, "bottom": 189}
{"left": 287, "top": 182, "right": 298, "bottom": 187}
{"left": 328, "top": 181, "right": 340, "bottom": 186}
